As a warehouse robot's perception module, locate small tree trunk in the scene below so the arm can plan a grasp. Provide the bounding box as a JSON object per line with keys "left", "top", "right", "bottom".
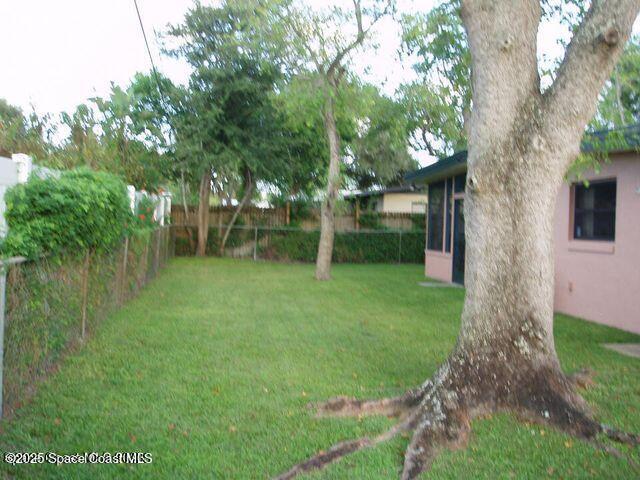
{"left": 217, "top": 192, "right": 224, "bottom": 236}
{"left": 180, "top": 171, "right": 196, "bottom": 253}
{"left": 220, "top": 173, "right": 253, "bottom": 255}
{"left": 315, "top": 87, "right": 341, "bottom": 281}
{"left": 196, "top": 168, "right": 211, "bottom": 257}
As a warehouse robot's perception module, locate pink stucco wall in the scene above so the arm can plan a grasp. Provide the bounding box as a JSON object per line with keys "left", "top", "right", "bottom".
{"left": 553, "top": 153, "right": 640, "bottom": 334}
{"left": 423, "top": 153, "right": 639, "bottom": 333}
{"left": 425, "top": 250, "right": 453, "bottom": 282}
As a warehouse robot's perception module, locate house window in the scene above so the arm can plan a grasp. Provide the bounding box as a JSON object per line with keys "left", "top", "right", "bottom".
{"left": 454, "top": 173, "right": 466, "bottom": 193}
{"left": 573, "top": 179, "right": 616, "bottom": 241}
{"left": 427, "top": 181, "right": 445, "bottom": 250}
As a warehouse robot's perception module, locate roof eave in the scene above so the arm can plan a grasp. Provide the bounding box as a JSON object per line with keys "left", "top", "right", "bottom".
{"left": 407, "top": 163, "right": 467, "bottom": 185}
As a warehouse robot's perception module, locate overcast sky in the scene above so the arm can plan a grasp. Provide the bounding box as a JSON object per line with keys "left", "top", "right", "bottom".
{"left": 0, "top": 0, "right": 193, "bottom": 115}
{"left": 1, "top": 1, "right": 638, "bottom": 153}
{"left": 0, "top": 1, "right": 570, "bottom": 114}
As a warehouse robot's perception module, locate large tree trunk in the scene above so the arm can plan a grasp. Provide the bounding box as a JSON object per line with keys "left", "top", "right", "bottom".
{"left": 315, "top": 86, "right": 341, "bottom": 281}
{"left": 196, "top": 168, "right": 211, "bottom": 257}
{"left": 278, "top": 1, "right": 640, "bottom": 479}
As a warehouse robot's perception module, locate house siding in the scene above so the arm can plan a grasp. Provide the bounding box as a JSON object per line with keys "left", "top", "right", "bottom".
{"left": 553, "top": 152, "right": 640, "bottom": 333}
{"left": 381, "top": 193, "right": 428, "bottom": 213}
{"left": 424, "top": 250, "right": 453, "bottom": 282}
{"left": 420, "top": 152, "right": 640, "bottom": 334}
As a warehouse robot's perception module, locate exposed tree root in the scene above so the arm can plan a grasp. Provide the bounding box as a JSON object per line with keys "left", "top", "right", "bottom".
{"left": 314, "top": 387, "right": 425, "bottom": 419}
{"left": 588, "top": 439, "right": 640, "bottom": 473}
{"left": 568, "top": 368, "right": 596, "bottom": 390}
{"left": 275, "top": 355, "right": 639, "bottom": 479}
{"left": 601, "top": 424, "right": 640, "bottom": 446}
{"left": 275, "top": 411, "right": 420, "bottom": 480}
{"left": 400, "top": 407, "right": 470, "bottom": 480}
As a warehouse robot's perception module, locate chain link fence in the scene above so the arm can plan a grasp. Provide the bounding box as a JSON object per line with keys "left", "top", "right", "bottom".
{"left": 0, "top": 227, "right": 171, "bottom": 418}
{"left": 173, "top": 225, "right": 425, "bottom": 264}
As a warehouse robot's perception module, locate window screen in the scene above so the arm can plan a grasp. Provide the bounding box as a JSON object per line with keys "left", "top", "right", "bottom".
{"left": 573, "top": 180, "right": 616, "bottom": 241}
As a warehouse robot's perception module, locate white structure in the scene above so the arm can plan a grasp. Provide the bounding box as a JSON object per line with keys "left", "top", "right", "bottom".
{"left": 12, "top": 154, "right": 32, "bottom": 184}
{"left": 131, "top": 190, "right": 172, "bottom": 226}
{"left": 0, "top": 156, "right": 21, "bottom": 237}
{"left": 344, "top": 185, "right": 428, "bottom": 214}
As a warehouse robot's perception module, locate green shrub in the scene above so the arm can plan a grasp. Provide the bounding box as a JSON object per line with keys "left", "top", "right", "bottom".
{"left": 173, "top": 226, "right": 424, "bottom": 264}
{"left": 410, "top": 213, "right": 426, "bottom": 231}
{"left": 260, "top": 230, "right": 424, "bottom": 263}
{"left": 2, "top": 168, "right": 133, "bottom": 258}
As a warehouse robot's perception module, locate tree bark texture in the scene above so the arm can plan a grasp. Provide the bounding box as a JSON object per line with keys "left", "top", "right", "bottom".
{"left": 196, "top": 168, "right": 211, "bottom": 257}
{"left": 278, "top": 1, "right": 640, "bottom": 478}
{"left": 315, "top": 87, "right": 341, "bottom": 281}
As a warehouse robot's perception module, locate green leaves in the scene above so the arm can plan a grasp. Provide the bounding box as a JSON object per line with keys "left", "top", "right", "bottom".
{"left": 592, "top": 35, "right": 640, "bottom": 129}
{"left": 399, "top": 2, "right": 470, "bottom": 157}
{"left": 0, "top": 99, "right": 54, "bottom": 161}
{"left": 1, "top": 168, "right": 133, "bottom": 259}
{"left": 347, "top": 84, "right": 416, "bottom": 188}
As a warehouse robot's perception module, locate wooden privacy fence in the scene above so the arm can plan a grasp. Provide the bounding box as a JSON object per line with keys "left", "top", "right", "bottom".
{"left": 298, "top": 213, "right": 416, "bottom": 231}
{"left": 0, "top": 227, "right": 172, "bottom": 419}
{"left": 171, "top": 206, "right": 288, "bottom": 229}
{"left": 171, "top": 206, "right": 419, "bottom": 232}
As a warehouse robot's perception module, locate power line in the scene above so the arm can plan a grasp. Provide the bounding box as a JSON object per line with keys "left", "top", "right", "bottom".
{"left": 132, "top": 0, "right": 164, "bottom": 98}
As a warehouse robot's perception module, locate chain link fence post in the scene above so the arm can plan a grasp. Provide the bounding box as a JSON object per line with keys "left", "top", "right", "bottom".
{"left": 154, "top": 229, "right": 160, "bottom": 276}
{"left": 0, "top": 261, "right": 6, "bottom": 419}
{"left": 141, "top": 233, "right": 150, "bottom": 288}
{"left": 120, "top": 236, "right": 129, "bottom": 306}
{"left": 80, "top": 252, "right": 91, "bottom": 340}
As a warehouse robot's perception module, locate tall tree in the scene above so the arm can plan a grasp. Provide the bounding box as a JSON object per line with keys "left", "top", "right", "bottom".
{"left": 266, "top": 0, "right": 394, "bottom": 280}
{"left": 58, "top": 103, "right": 105, "bottom": 170}
{"left": 277, "top": 2, "right": 640, "bottom": 479}
{"left": 54, "top": 85, "right": 167, "bottom": 190}
{"left": 0, "top": 99, "right": 54, "bottom": 160}
{"left": 167, "top": 1, "right": 287, "bottom": 256}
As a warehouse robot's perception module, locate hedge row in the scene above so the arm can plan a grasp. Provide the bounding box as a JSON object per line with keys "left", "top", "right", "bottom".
{"left": 174, "top": 227, "right": 424, "bottom": 264}
{"left": 260, "top": 230, "right": 424, "bottom": 263}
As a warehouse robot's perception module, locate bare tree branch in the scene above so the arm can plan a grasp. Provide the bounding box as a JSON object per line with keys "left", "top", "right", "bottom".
{"left": 326, "top": 0, "right": 392, "bottom": 78}
{"left": 277, "top": 5, "right": 324, "bottom": 72}
{"left": 420, "top": 127, "right": 438, "bottom": 157}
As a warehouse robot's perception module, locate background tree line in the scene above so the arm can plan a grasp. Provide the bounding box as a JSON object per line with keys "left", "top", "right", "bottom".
{"left": 1, "top": 0, "right": 638, "bottom": 274}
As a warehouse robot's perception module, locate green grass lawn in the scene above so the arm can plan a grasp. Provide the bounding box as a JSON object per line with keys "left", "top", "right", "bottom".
{"left": 1, "top": 258, "right": 639, "bottom": 479}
